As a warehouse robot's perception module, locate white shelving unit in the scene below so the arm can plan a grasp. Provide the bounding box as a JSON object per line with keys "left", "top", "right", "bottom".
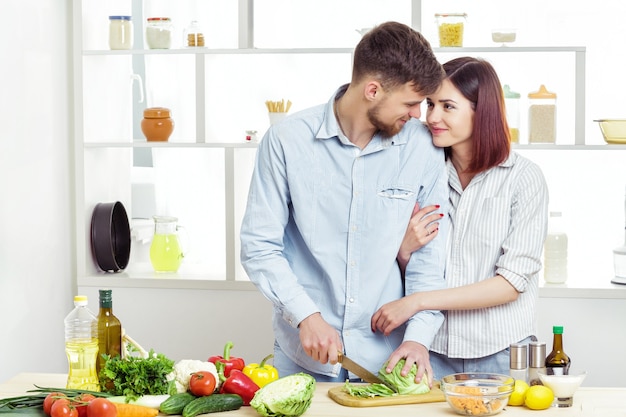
{"left": 73, "top": 1, "right": 621, "bottom": 292}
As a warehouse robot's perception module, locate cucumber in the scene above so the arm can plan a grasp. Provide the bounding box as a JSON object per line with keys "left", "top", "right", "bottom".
{"left": 182, "top": 394, "right": 243, "bottom": 417}
{"left": 159, "top": 392, "right": 197, "bottom": 415}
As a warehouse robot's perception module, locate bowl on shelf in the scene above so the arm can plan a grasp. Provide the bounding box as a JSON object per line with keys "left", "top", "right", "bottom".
{"left": 440, "top": 373, "right": 514, "bottom": 416}
{"left": 594, "top": 119, "right": 626, "bottom": 144}
{"left": 491, "top": 28, "right": 517, "bottom": 45}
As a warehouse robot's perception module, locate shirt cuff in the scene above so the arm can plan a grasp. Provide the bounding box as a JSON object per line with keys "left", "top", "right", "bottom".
{"left": 282, "top": 296, "right": 320, "bottom": 329}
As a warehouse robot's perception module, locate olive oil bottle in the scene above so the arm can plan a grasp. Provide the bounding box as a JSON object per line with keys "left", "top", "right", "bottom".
{"left": 545, "top": 325, "right": 571, "bottom": 375}
{"left": 97, "top": 289, "right": 122, "bottom": 376}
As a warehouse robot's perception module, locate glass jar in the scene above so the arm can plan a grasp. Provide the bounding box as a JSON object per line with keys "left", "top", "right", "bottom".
{"left": 109, "top": 16, "right": 133, "bottom": 50}
{"left": 528, "top": 84, "right": 557, "bottom": 144}
{"left": 435, "top": 13, "right": 467, "bottom": 47}
{"left": 503, "top": 84, "right": 520, "bottom": 144}
{"left": 184, "top": 20, "right": 205, "bottom": 48}
{"left": 146, "top": 17, "right": 173, "bottom": 49}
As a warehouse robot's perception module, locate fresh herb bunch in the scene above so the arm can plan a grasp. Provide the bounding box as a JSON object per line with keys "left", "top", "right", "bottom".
{"left": 100, "top": 349, "right": 175, "bottom": 400}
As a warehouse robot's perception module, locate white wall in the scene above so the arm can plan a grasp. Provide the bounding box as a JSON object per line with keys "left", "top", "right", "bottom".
{"left": 0, "top": 0, "right": 72, "bottom": 382}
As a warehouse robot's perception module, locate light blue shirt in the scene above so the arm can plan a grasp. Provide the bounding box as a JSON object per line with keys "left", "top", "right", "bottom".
{"left": 240, "top": 87, "right": 449, "bottom": 376}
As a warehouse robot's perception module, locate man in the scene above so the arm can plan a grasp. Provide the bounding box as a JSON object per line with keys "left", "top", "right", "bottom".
{"left": 240, "top": 21, "right": 448, "bottom": 384}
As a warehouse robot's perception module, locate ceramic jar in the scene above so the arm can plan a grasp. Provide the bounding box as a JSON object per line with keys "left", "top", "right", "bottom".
{"left": 141, "top": 107, "right": 174, "bottom": 142}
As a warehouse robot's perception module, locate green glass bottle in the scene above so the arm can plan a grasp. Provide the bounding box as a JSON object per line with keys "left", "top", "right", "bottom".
{"left": 97, "top": 289, "right": 122, "bottom": 376}
{"left": 545, "top": 325, "right": 571, "bottom": 375}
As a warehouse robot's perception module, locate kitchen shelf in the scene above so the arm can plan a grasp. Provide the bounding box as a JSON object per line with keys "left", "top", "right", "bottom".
{"left": 73, "top": 0, "right": 602, "bottom": 290}
{"left": 84, "top": 142, "right": 259, "bottom": 148}
{"left": 83, "top": 47, "right": 355, "bottom": 55}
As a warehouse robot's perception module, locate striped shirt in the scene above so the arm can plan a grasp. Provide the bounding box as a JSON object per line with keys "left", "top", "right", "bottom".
{"left": 430, "top": 152, "right": 549, "bottom": 358}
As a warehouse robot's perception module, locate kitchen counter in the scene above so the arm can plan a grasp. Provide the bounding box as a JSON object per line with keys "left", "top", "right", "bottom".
{"left": 2, "top": 373, "right": 626, "bottom": 417}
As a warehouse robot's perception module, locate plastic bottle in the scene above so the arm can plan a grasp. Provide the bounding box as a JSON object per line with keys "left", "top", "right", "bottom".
{"left": 612, "top": 185, "right": 626, "bottom": 284}
{"left": 545, "top": 326, "right": 571, "bottom": 375}
{"left": 528, "top": 341, "right": 547, "bottom": 386}
{"left": 65, "top": 295, "right": 100, "bottom": 390}
{"left": 544, "top": 211, "right": 568, "bottom": 283}
{"left": 509, "top": 343, "right": 528, "bottom": 383}
{"left": 97, "top": 289, "right": 123, "bottom": 376}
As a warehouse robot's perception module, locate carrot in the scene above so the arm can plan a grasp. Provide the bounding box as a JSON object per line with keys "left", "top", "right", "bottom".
{"left": 112, "top": 402, "right": 159, "bottom": 417}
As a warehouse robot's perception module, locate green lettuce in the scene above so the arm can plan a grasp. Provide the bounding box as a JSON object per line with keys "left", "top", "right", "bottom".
{"left": 250, "top": 373, "right": 315, "bottom": 417}
{"left": 377, "top": 359, "right": 430, "bottom": 395}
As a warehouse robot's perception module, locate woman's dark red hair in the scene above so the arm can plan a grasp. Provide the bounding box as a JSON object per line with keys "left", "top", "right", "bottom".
{"left": 442, "top": 57, "right": 511, "bottom": 173}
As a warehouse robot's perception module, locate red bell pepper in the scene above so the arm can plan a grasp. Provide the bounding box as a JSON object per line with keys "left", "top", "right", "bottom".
{"left": 216, "top": 361, "right": 260, "bottom": 406}
{"left": 208, "top": 341, "right": 245, "bottom": 377}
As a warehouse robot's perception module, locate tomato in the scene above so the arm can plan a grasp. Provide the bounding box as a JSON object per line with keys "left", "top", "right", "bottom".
{"left": 73, "top": 393, "right": 96, "bottom": 417}
{"left": 51, "top": 398, "right": 78, "bottom": 417}
{"left": 189, "top": 371, "right": 217, "bottom": 396}
{"left": 86, "top": 398, "right": 117, "bottom": 417}
{"left": 44, "top": 392, "right": 67, "bottom": 416}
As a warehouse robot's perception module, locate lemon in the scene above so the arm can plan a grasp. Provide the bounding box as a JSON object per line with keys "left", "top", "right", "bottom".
{"left": 524, "top": 385, "right": 554, "bottom": 410}
{"left": 508, "top": 380, "right": 529, "bottom": 406}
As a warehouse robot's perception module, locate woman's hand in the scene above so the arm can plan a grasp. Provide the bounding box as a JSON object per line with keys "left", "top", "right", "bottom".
{"left": 371, "top": 295, "right": 420, "bottom": 336}
{"left": 397, "top": 203, "right": 444, "bottom": 271}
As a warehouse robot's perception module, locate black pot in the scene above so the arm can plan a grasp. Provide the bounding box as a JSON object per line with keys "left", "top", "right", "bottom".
{"left": 91, "top": 201, "right": 131, "bottom": 272}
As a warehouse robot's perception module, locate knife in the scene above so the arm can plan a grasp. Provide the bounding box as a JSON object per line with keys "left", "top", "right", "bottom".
{"left": 337, "top": 352, "right": 398, "bottom": 393}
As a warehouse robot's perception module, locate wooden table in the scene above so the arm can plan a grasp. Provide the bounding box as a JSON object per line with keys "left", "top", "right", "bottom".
{"left": 2, "top": 373, "right": 625, "bottom": 417}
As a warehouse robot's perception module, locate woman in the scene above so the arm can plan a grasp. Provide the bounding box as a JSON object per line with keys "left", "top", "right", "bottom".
{"left": 372, "top": 57, "right": 549, "bottom": 378}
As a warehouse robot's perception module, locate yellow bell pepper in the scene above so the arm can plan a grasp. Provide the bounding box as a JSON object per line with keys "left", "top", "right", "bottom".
{"left": 242, "top": 354, "right": 279, "bottom": 388}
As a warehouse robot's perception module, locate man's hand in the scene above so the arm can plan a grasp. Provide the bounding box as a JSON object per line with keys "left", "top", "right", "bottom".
{"left": 298, "top": 312, "right": 343, "bottom": 365}
{"left": 383, "top": 341, "right": 433, "bottom": 387}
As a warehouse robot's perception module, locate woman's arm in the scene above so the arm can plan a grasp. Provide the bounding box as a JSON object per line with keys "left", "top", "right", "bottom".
{"left": 372, "top": 275, "right": 518, "bottom": 336}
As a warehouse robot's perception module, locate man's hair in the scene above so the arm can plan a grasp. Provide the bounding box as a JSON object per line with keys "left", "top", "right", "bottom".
{"left": 442, "top": 56, "right": 511, "bottom": 173}
{"left": 352, "top": 21, "right": 444, "bottom": 95}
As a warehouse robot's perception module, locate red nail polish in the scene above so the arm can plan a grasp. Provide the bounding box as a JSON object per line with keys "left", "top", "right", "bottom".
{"left": 435, "top": 205, "right": 440, "bottom": 208}
{"left": 439, "top": 213, "right": 444, "bottom": 217}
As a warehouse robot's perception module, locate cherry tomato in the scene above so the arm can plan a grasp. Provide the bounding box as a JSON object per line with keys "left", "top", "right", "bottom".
{"left": 44, "top": 392, "right": 67, "bottom": 416}
{"left": 51, "top": 398, "right": 78, "bottom": 417}
{"left": 73, "top": 393, "right": 96, "bottom": 417}
{"left": 86, "top": 398, "right": 117, "bottom": 417}
{"left": 189, "top": 371, "right": 217, "bottom": 396}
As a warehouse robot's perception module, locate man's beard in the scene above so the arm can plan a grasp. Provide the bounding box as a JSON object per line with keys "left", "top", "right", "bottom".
{"left": 367, "top": 102, "right": 404, "bottom": 139}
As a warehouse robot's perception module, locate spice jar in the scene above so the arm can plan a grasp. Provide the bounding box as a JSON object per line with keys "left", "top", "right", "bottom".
{"left": 528, "top": 85, "right": 557, "bottom": 144}
{"left": 146, "top": 17, "right": 173, "bottom": 49}
{"left": 141, "top": 107, "right": 174, "bottom": 142}
{"left": 109, "top": 16, "right": 133, "bottom": 50}
{"left": 184, "top": 21, "right": 205, "bottom": 47}
{"left": 503, "top": 84, "right": 520, "bottom": 144}
{"left": 435, "top": 13, "right": 467, "bottom": 47}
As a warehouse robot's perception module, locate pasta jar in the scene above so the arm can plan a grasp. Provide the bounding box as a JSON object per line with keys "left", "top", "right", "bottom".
{"left": 528, "top": 85, "right": 557, "bottom": 144}
{"left": 146, "top": 17, "right": 173, "bottom": 49}
{"left": 109, "top": 16, "right": 133, "bottom": 50}
{"left": 435, "top": 13, "right": 467, "bottom": 47}
{"left": 503, "top": 85, "right": 521, "bottom": 144}
{"left": 141, "top": 107, "right": 174, "bottom": 142}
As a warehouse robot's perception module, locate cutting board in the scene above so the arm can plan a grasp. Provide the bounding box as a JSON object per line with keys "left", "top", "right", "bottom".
{"left": 327, "top": 383, "right": 446, "bottom": 407}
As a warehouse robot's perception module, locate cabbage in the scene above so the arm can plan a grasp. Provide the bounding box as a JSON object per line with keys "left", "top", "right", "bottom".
{"left": 250, "top": 372, "right": 316, "bottom": 417}
{"left": 377, "top": 359, "right": 430, "bottom": 395}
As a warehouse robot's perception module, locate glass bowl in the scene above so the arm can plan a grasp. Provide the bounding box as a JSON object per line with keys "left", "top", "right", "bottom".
{"left": 594, "top": 119, "right": 626, "bottom": 144}
{"left": 440, "top": 373, "right": 514, "bottom": 416}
